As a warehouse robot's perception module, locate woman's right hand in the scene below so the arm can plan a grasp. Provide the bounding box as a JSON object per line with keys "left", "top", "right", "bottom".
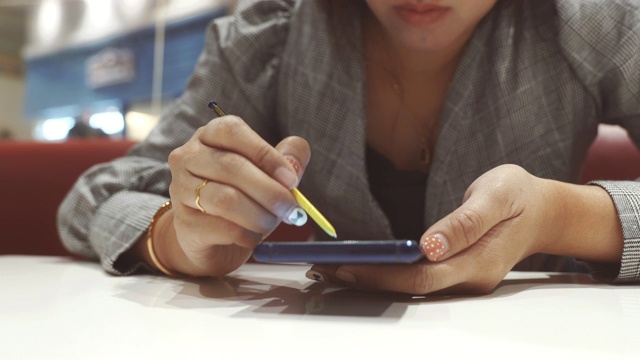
{"left": 151, "top": 115, "right": 311, "bottom": 277}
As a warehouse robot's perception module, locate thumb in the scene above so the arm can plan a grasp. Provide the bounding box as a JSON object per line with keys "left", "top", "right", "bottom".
{"left": 420, "top": 191, "right": 513, "bottom": 262}
{"left": 275, "top": 136, "right": 311, "bottom": 187}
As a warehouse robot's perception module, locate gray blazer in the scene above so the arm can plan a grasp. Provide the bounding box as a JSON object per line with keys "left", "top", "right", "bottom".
{"left": 58, "top": 0, "right": 640, "bottom": 281}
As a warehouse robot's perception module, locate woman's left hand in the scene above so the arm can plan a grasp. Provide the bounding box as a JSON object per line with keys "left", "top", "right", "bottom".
{"left": 310, "top": 164, "right": 622, "bottom": 295}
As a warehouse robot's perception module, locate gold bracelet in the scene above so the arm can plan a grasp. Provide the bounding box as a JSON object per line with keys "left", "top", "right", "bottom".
{"left": 146, "top": 201, "right": 177, "bottom": 277}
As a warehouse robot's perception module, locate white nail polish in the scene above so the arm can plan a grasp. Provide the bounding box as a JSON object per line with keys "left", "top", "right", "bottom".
{"left": 305, "top": 270, "right": 325, "bottom": 282}
{"left": 287, "top": 207, "right": 307, "bottom": 226}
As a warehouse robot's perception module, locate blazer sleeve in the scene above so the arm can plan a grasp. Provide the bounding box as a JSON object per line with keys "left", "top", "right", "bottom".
{"left": 57, "top": 0, "right": 297, "bottom": 275}
{"left": 556, "top": 0, "right": 640, "bottom": 281}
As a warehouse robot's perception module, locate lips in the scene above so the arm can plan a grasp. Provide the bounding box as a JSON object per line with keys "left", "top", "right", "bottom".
{"left": 393, "top": 3, "right": 451, "bottom": 26}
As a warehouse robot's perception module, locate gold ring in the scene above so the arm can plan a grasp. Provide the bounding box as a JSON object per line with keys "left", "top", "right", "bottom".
{"left": 195, "top": 179, "right": 208, "bottom": 214}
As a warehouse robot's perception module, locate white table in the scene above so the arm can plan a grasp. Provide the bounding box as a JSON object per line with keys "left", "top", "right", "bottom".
{"left": 2, "top": 255, "right": 639, "bottom": 359}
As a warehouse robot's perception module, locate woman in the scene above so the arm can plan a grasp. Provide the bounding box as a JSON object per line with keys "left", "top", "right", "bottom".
{"left": 58, "top": 0, "right": 640, "bottom": 294}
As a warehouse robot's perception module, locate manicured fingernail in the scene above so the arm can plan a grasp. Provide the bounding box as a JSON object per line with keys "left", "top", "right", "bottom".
{"left": 286, "top": 207, "right": 307, "bottom": 226}
{"left": 273, "top": 166, "right": 298, "bottom": 189}
{"left": 305, "top": 270, "right": 325, "bottom": 282}
{"left": 335, "top": 268, "right": 356, "bottom": 284}
{"left": 284, "top": 155, "right": 301, "bottom": 177}
{"left": 421, "top": 234, "right": 449, "bottom": 261}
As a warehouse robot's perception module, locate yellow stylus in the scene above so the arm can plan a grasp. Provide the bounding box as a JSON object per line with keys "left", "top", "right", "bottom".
{"left": 208, "top": 101, "right": 337, "bottom": 238}
{"left": 291, "top": 188, "right": 337, "bottom": 238}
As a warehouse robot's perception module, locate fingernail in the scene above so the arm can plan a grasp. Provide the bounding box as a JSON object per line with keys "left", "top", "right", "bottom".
{"left": 284, "top": 155, "right": 301, "bottom": 177}
{"left": 305, "top": 270, "right": 325, "bottom": 282}
{"left": 273, "top": 166, "right": 298, "bottom": 189}
{"left": 335, "top": 268, "right": 356, "bottom": 284}
{"left": 421, "top": 234, "right": 449, "bottom": 261}
{"left": 286, "top": 207, "right": 307, "bottom": 226}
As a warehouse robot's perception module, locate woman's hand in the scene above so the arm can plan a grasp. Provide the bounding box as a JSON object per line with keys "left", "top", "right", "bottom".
{"left": 153, "top": 115, "right": 310, "bottom": 277}
{"left": 310, "top": 164, "right": 623, "bottom": 295}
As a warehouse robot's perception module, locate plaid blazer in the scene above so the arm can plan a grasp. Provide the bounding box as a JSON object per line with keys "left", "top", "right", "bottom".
{"left": 58, "top": 0, "right": 640, "bottom": 281}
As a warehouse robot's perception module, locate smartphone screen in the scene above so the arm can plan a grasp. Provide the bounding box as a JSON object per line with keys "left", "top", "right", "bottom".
{"left": 252, "top": 240, "right": 424, "bottom": 264}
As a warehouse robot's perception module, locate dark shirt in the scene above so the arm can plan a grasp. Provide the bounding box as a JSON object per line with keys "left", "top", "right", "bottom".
{"left": 366, "top": 146, "right": 427, "bottom": 241}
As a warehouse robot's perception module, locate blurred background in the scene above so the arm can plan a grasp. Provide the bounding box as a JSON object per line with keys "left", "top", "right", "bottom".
{"left": 0, "top": 0, "right": 235, "bottom": 142}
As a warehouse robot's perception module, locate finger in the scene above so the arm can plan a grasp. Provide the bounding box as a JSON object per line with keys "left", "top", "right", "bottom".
{"left": 178, "top": 177, "right": 280, "bottom": 235}
{"left": 419, "top": 190, "right": 518, "bottom": 262}
{"left": 183, "top": 147, "right": 303, "bottom": 225}
{"left": 173, "top": 202, "right": 263, "bottom": 250}
{"left": 310, "top": 238, "right": 509, "bottom": 295}
{"left": 274, "top": 136, "right": 311, "bottom": 182}
{"left": 200, "top": 116, "right": 300, "bottom": 189}
{"left": 310, "top": 261, "right": 469, "bottom": 295}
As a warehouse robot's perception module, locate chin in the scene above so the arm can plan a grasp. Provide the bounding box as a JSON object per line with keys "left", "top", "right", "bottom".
{"left": 394, "top": 28, "right": 461, "bottom": 52}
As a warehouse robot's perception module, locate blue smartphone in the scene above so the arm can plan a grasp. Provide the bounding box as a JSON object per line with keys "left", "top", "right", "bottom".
{"left": 252, "top": 240, "right": 424, "bottom": 264}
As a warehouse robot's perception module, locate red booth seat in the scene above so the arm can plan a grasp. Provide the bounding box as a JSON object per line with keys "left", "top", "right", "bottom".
{"left": 581, "top": 125, "right": 640, "bottom": 182}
